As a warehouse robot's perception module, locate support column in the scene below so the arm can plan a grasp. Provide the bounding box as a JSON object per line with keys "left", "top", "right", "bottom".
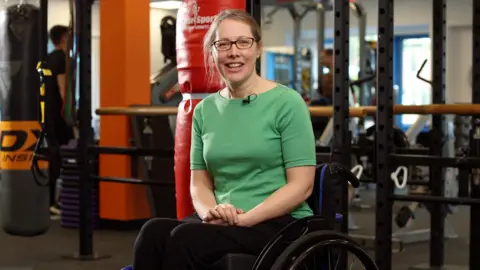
{"left": 99, "top": 0, "right": 151, "bottom": 221}
{"left": 375, "top": 0, "right": 395, "bottom": 269}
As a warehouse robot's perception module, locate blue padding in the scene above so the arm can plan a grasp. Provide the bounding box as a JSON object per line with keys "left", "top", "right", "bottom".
{"left": 318, "top": 165, "right": 327, "bottom": 216}
{"left": 335, "top": 213, "right": 343, "bottom": 222}
{"left": 121, "top": 266, "right": 133, "bottom": 270}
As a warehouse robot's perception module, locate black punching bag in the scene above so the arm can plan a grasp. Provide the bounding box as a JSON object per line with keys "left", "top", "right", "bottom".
{"left": 0, "top": 3, "right": 50, "bottom": 236}
{"left": 160, "top": 16, "right": 176, "bottom": 63}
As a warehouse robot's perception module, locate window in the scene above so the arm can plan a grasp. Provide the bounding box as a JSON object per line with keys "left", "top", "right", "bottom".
{"left": 91, "top": 36, "right": 101, "bottom": 139}
{"left": 394, "top": 36, "right": 431, "bottom": 129}
{"left": 265, "top": 52, "right": 294, "bottom": 89}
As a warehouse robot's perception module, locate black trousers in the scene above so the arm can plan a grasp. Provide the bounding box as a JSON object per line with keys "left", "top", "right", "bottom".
{"left": 132, "top": 213, "right": 296, "bottom": 270}
{"left": 49, "top": 118, "right": 75, "bottom": 206}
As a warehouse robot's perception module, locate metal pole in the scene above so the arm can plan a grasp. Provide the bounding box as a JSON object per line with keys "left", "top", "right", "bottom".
{"left": 62, "top": 0, "right": 110, "bottom": 260}
{"left": 375, "top": 0, "right": 394, "bottom": 269}
{"left": 247, "top": 0, "right": 261, "bottom": 74}
{"left": 317, "top": 5, "right": 325, "bottom": 88}
{"left": 332, "top": 0, "right": 350, "bottom": 237}
{"left": 357, "top": 5, "right": 367, "bottom": 105}
{"left": 39, "top": 0, "right": 48, "bottom": 62}
{"left": 429, "top": 0, "right": 446, "bottom": 268}
{"left": 77, "top": 0, "right": 94, "bottom": 257}
{"left": 289, "top": 6, "right": 300, "bottom": 91}
{"left": 332, "top": 2, "right": 350, "bottom": 269}
{"left": 470, "top": 0, "right": 480, "bottom": 268}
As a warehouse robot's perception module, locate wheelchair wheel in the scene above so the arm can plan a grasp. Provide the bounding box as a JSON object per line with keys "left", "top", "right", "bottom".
{"left": 271, "top": 231, "right": 378, "bottom": 270}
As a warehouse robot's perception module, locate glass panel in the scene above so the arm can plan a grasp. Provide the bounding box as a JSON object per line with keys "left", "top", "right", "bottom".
{"left": 401, "top": 37, "right": 431, "bottom": 125}
{"left": 348, "top": 35, "right": 377, "bottom": 81}
{"left": 273, "top": 54, "right": 292, "bottom": 87}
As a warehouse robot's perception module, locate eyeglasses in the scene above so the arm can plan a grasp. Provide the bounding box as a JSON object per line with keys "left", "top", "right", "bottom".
{"left": 212, "top": 37, "right": 256, "bottom": 51}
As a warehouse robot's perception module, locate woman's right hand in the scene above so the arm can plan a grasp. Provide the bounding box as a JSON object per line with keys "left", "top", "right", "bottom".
{"left": 202, "top": 204, "right": 244, "bottom": 225}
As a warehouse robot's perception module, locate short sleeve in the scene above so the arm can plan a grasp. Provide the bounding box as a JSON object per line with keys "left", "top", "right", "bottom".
{"left": 53, "top": 52, "right": 66, "bottom": 75}
{"left": 277, "top": 92, "right": 317, "bottom": 169}
{"left": 190, "top": 103, "right": 207, "bottom": 170}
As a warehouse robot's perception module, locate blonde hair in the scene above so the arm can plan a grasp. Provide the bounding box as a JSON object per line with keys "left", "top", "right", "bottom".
{"left": 202, "top": 9, "right": 262, "bottom": 85}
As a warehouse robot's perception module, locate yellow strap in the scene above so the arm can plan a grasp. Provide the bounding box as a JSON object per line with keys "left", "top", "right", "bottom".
{"left": 37, "top": 62, "right": 51, "bottom": 126}
{"left": 37, "top": 62, "right": 53, "bottom": 76}
{"left": 43, "top": 69, "right": 52, "bottom": 76}
{"left": 40, "top": 101, "right": 45, "bottom": 124}
{"left": 40, "top": 83, "right": 45, "bottom": 96}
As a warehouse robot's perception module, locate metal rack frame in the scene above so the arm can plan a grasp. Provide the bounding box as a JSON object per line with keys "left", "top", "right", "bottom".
{"left": 332, "top": 0, "right": 351, "bottom": 236}
{"left": 374, "top": 0, "right": 395, "bottom": 269}
{"left": 426, "top": 1, "right": 447, "bottom": 268}
{"left": 469, "top": 1, "right": 480, "bottom": 268}
{"left": 71, "top": 0, "right": 100, "bottom": 260}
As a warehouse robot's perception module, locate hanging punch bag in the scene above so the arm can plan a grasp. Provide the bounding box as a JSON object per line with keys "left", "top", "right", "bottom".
{"left": 0, "top": 3, "right": 50, "bottom": 236}
{"left": 174, "top": 0, "right": 246, "bottom": 219}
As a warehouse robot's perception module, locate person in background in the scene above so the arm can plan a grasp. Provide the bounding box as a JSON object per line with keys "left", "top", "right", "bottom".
{"left": 46, "top": 25, "right": 75, "bottom": 218}
{"left": 310, "top": 49, "right": 334, "bottom": 141}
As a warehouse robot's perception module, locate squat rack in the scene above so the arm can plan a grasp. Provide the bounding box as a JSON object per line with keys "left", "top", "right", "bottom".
{"left": 372, "top": 1, "right": 480, "bottom": 270}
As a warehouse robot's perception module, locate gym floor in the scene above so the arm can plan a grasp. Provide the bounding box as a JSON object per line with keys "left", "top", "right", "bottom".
{"left": 0, "top": 205, "right": 470, "bottom": 269}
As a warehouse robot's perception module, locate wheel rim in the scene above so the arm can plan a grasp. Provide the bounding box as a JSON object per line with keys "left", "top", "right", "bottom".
{"left": 287, "top": 240, "right": 377, "bottom": 270}
{"left": 270, "top": 231, "right": 378, "bottom": 270}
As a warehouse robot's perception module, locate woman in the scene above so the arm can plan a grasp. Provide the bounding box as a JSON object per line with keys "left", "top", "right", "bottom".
{"left": 133, "top": 9, "right": 316, "bottom": 270}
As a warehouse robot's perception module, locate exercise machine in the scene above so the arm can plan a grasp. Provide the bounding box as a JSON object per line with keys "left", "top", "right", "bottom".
{"left": 262, "top": 0, "right": 368, "bottom": 102}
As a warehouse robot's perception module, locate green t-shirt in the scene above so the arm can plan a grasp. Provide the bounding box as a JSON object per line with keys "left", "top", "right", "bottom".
{"left": 190, "top": 84, "right": 316, "bottom": 219}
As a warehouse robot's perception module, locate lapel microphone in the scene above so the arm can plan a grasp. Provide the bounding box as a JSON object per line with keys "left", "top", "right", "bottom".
{"left": 242, "top": 94, "right": 258, "bottom": 104}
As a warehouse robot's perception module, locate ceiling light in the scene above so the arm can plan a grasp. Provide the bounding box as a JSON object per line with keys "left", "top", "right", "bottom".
{"left": 150, "top": 0, "right": 182, "bottom": 10}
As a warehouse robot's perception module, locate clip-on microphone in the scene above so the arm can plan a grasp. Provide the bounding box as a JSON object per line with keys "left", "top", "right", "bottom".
{"left": 242, "top": 94, "right": 257, "bottom": 104}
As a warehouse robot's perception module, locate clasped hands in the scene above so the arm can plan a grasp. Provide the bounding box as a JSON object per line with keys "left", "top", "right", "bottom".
{"left": 202, "top": 204, "right": 252, "bottom": 227}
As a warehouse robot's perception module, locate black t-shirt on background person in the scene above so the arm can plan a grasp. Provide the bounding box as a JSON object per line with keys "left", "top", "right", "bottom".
{"left": 46, "top": 49, "right": 74, "bottom": 145}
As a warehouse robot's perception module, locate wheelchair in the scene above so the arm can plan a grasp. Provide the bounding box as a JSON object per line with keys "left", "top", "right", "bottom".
{"left": 122, "top": 163, "right": 378, "bottom": 270}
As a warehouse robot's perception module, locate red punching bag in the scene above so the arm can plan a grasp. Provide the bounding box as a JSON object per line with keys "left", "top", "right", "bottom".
{"left": 174, "top": 0, "right": 246, "bottom": 219}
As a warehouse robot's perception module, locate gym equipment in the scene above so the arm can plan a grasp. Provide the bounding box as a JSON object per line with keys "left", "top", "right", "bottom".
{"left": 374, "top": 1, "right": 480, "bottom": 269}
{"left": 393, "top": 129, "right": 459, "bottom": 239}
{"left": 32, "top": 0, "right": 64, "bottom": 205}
{"left": 454, "top": 115, "right": 471, "bottom": 151}
{"left": 299, "top": 47, "right": 312, "bottom": 101}
{"left": 128, "top": 110, "right": 177, "bottom": 219}
{"left": 0, "top": 6, "right": 8, "bottom": 107}
{"left": 64, "top": 0, "right": 78, "bottom": 128}
{"left": 174, "top": 0, "right": 246, "bottom": 219}
{"left": 0, "top": 2, "right": 50, "bottom": 236}
{"left": 160, "top": 16, "right": 176, "bottom": 64}
{"left": 347, "top": 125, "right": 459, "bottom": 249}
{"left": 59, "top": 140, "right": 100, "bottom": 229}
{"left": 406, "top": 114, "right": 431, "bottom": 145}
{"left": 263, "top": 1, "right": 368, "bottom": 102}
{"left": 98, "top": 104, "right": 480, "bottom": 117}
{"left": 151, "top": 16, "right": 181, "bottom": 107}
{"left": 150, "top": 62, "right": 181, "bottom": 106}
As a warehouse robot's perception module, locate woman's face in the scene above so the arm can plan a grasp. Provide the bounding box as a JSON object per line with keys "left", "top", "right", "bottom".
{"left": 211, "top": 19, "right": 260, "bottom": 86}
